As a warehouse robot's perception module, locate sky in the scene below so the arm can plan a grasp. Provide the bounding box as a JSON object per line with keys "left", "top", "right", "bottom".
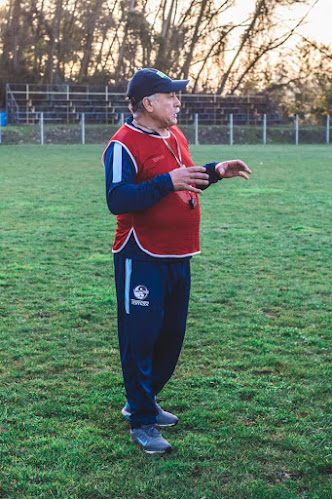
{"left": 225, "top": 0, "right": 331, "bottom": 46}
{"left": 293, "top": 0, "right": 332, "bottom": 45}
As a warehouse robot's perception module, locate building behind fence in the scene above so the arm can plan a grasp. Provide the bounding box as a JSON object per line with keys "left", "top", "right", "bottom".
{"left": 0, "top": 83, "right": 330, "bottom": 145}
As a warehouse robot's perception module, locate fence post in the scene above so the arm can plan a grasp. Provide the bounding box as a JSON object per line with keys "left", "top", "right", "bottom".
{"left": 229, "top": 114, "right": 233, "bottom": 145}
{"left": 66, "top": 85, "right": 70, "bottom": 123}
{"left": 326, "top": 115, "right": 330, "bottom": 145}
{"left": 26, "top": 84, "right": 29, "bottom": 124}
{"left": 81, "top": 113, "right": 85, "bottom": 145}
{"left": 39, "top": 112, "right": 44, "bottom": 145}
{"left": 194, "top": 113, "right": 199, "bottom": 145}
{"left": 295, "top": 114, "right": 299, "bottom": 145}
{"left": 262, "top": 114, "right": 267, "bottom": 145}
{"left": 120, "top": 113, "right": 124, "bottom": 126}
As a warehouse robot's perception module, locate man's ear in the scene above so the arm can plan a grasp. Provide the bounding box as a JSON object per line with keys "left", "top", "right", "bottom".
{"left": 142, "top": 96, "right": 154, "bottom": 113}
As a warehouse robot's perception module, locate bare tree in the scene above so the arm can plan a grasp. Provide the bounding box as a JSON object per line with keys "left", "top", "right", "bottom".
{"left": 1, "top": 0, "right": 25, "bottom": 72}
{"left": 181, "top": 0, "right": 209, "bottom": 79}
{"left": 154, "top": 0, "right": 179, "bottom": 71}
{"left": 79, "top": 0, "right": 106, "bottom": 80}
{"left": 217, "top": 0, "right": 313, "bottom": 95}
{"left": 41, "top": 0, "right": 64, "bottom": 83}
{"left": 217, "top": 0, "right": 266, "bottom": 94}
{"left": 116, "top": 0, "right": 136, "bottom": 75}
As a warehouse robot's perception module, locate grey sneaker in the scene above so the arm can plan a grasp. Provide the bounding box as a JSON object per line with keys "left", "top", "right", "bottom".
{"left": 130, "top": 424, "right": 172, "bottom": 454}
{"left": 122, "top": 401, "right": 178, "bottom": 427}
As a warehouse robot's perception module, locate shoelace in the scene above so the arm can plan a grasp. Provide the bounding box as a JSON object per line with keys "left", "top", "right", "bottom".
{"left": 142, "top": 425, "right": 160, "bottom": 437}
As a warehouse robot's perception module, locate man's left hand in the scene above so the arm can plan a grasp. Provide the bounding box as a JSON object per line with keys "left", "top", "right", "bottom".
{"left": 216, "top": 160, "right": 252, "bottom": 180}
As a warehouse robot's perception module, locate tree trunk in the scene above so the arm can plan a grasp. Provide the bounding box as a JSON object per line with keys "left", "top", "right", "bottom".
{"left": 217, "top": 0, "right": 266, "bottom": 95}
{"left": 116, "top": 0, "right": 136, "bottom": 75}
{"left": 79, "top": 0, "right": 105, "bottom": 80}
{"left": 181, "top": 0, "right": 208, "bottom": 79}
{"left": 57, "top": 0, "right": 79, "bottom": 79}
{"left": 2, "top": 0, "right": 22, "bottom": 71}
{"left": 44, "top": 0, "right": 64, "bottom": 83}
{"left": 154, "top": 0, "right": 177, "bottom": 71}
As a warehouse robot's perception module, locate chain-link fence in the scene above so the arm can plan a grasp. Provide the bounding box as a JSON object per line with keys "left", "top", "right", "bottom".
{"left": 0, "top": 112, "right": 330, "bottom": 146}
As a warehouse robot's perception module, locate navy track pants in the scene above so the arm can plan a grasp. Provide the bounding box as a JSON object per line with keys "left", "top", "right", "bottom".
{"left": 113, "top": 254, "right": 191, "bottom": 426}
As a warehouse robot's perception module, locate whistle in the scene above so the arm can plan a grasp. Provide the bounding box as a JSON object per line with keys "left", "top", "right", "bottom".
{"left": 189, "top": 197, "right": 196, "bottom": 209}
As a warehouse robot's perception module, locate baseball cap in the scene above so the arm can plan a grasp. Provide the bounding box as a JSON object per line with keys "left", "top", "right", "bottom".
{"left": 126, "top": 68, "right": 189, "bottom": 102}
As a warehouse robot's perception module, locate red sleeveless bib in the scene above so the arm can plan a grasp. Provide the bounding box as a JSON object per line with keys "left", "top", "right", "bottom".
{"left": 104, "top": 124, "right": 201, "bottom": 258}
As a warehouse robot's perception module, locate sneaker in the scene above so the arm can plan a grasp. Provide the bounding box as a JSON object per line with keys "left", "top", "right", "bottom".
{"left": 130, "top": 424, "right": 172, "bottom": 454}
{"left": 122, "top": 401, "right": 178, "bottom": 427}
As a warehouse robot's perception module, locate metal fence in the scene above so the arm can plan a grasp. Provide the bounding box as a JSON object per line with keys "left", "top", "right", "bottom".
{"left": 0, "top": 112, "right": 330, "bottom": 146}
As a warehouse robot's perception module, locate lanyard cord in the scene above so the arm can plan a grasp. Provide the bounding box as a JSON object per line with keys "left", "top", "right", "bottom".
{"left": 162, "top": 131, "right": 195, "bottom": 208}
{"left": 132, "top": 119, "right": 196, "bottom": 209}
{"left": 160, "top": 130, "right": 183, "bottom": 169}
{"left": 132, "top": 119, "right": 184, "bottom": 168}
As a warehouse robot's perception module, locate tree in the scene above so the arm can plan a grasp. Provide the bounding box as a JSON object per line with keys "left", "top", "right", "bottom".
{"left": 0, "top": 0, "right": 330, "bottom": 119}
{"left": 217, "top": 0, "right": 315, "bottom": 95}
{"left": 79, "top": 0, "right": 106, "bottom": 80}
{"left": 44, "top": 0, "right": 64, "bottom": 83}
{"left": 263, "top": 39, "right": 332, "bottom": 117}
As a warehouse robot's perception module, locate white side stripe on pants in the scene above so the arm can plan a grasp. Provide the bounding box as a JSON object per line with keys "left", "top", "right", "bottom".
{"left": 125, "top": 258, "right": 132, "bottom": 314}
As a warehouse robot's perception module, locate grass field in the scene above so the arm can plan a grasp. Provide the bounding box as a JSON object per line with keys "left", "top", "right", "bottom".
{"left": 1, "top": 144, "right": 331, "bottom": 498}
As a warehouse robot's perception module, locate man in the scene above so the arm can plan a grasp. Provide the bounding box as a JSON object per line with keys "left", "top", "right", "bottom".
{"left": 103, "top": 68, "right": 251, "bottom": 454}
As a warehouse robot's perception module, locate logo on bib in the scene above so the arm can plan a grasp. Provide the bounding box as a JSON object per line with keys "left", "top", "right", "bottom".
{"left": 152, "top": 155, "right": 165, "bottom": 163}
{"left": 133, "top": 285, "right": 149, "bottom": 300}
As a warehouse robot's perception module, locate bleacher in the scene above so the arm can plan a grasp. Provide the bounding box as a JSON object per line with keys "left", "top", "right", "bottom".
{"left": 180, "top": 93, "right": 276, "bottom": 125}
{"left": 5, "top": 83, "right": 277, "bottom": 125}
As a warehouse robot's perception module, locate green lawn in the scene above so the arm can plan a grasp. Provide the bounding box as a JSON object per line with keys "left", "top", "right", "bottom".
{"left": 1, "top": 144, "right": 331, "bottom": 498}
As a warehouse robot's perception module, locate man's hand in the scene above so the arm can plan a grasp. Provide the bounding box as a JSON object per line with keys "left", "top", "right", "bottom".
{"left": 169, "top": 166, "right": 209, "bottom": 193}
{"left": 216, "top": 160, "right": 252, "bottom": 180}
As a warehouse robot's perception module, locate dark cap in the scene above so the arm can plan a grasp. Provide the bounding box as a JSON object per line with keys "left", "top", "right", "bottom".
{"left": 126, "top": 68, "right": 189, "bottom": 102}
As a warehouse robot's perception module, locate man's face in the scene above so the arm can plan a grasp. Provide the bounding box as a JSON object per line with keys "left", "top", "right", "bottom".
{"left": 148, "top": 92, "right": 181, "bottom": 128}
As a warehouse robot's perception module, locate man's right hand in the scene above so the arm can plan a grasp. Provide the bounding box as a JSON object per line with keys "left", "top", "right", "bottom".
{"left": 169, "top": 166, "right": 209, "bottom": 193}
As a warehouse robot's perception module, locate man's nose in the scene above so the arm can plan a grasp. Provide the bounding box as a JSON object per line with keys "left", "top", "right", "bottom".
{"left": 175, "top": 96, "right": 181, "bottom": 107}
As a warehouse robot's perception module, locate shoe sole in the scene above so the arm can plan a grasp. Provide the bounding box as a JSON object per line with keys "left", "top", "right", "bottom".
{"left": 156, "top": 420, "right": 178, "bottom": 428}
{"left": 131, "top": 439, "right": 172, "bottom": 454}
{"left": 144, "top": 447, "right": 172, "bottom": 454}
